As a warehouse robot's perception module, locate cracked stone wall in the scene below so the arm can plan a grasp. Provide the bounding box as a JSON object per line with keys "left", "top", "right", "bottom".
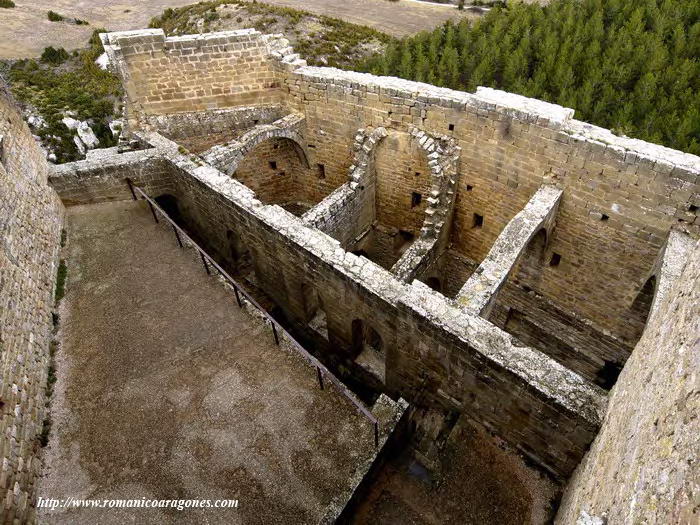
{"left": 556, "top": 238, "right": 700, "bottom": 524}
{"left": 0, "top": 84, "right": 64, "bottom": 523}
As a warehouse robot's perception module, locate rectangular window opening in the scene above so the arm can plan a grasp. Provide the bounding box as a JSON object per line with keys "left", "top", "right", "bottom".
{"left": 549, "top": 253, "right": 562, "bottom": 266}
{"left": 317, "top": 163, "right": 326, "bottom": 179}
{"left": 448, "top": 123, "right": 455, "bottom": 131}
{"left": 411, "top": 192, "right": 422, "bottom": 208}
{"left": 472, "top": 213, "right": 483, "bottom": 228}
{"left": 601, "top": 213, "right": 609, "bottom": 221}
{"left": 466, "top": 184, "right": 473, "bottom": 191}
{"left": 269, "top": 160, "right": 277, "bottom": 170}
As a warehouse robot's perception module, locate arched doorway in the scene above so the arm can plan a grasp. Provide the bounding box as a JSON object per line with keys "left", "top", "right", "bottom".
{"left": 155, "top": 194, "right": 183, "bottom": 226}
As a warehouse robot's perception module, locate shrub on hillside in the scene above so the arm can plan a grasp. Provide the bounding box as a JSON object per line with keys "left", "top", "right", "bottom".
{"left": 0, "top": 1, "right": 16, "bottom": 9}
{"left": 47, "top": 11, "right": 64, "bottom": 22}
{"left": 41, "top": 47, "right": 69, "bottom": 66}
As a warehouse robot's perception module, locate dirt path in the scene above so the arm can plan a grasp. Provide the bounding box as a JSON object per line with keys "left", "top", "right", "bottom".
{"left": 0, "top": 0, "right": 474, "bottom": 59}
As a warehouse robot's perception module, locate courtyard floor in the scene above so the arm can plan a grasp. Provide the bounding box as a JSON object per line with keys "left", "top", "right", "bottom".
{"left": 38, "top": 200, "right": 386, "bottom": 524}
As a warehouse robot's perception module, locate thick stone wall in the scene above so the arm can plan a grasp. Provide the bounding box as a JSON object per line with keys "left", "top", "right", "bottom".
{"left": 0, "top": 84, "right": 63, "bottom": 523}
{"left": 101, "top": 29, "right": 302, "bottom": 126}
{"left": 556, "top": 238, "right": 700, "bottom": 524}
{"left": 109, "top": 133, "right": 606, "bottom": 480}
{"left": 284, "top": 70, "right": 700, "bottom": 349}
{"left": 49, "top": 148, "right": 177, "bottom": 206}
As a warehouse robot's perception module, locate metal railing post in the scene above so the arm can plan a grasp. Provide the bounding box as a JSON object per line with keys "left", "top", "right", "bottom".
{"left": 125, "top": 178, "right": 137, "bottom": 201}
{"left": 199, "top": 252, "right": 211, "bottom": 275}
{"left": 147, "top": 201, "right": 159, "bottom": 224}
{"left": 172, "top": 225, "right": 184, "bottom": 248}
{"left": 271, "top": 322, "right": 280, "bottom": 346}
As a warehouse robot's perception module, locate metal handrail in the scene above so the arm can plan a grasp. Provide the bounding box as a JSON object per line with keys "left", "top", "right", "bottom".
{"left": 127, "top": 180, "right": 380, "bottom": 445}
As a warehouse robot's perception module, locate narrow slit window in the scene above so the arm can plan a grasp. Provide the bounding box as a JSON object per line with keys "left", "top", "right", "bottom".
{"left": 411, "top": 192, "right": 422, "bottom": 208}
{"left": 472, "top": 213, "right": 483, "bottom": 228}
{"left": 549, "top": 253, "right": 562, "bottom": 266}
{"left": 317, "top": 163, "right": 326, "bottom": 179}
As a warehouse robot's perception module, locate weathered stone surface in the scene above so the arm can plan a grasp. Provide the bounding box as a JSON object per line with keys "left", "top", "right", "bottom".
{"left": 0, "top": 82, "right": 64, "bottom": 524}
{"left": 4, "top": 25, "right": 699, "bottom": 523}
{"left": 556, "top": 238, "right": 700, "bottom": 524}
{"left": 457, "top": 185, "right": 562, "bottom": 316}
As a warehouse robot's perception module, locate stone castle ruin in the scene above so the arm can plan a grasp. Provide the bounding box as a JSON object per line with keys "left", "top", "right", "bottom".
{"left": 1, "top": 27, "right": 698, "bottom": 523}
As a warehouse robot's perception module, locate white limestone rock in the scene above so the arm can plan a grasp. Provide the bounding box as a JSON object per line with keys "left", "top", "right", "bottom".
{"left": 73, "top": 135, "right": 86, "bottom": 156}
{"left": 62, "top": 117, "right": 80, "bottom": 130}
{"left": 95, "top": 52, "right": 110, "bottom": 70}
{"left": 77, "top": 122, "right": 100, "bottom": 149}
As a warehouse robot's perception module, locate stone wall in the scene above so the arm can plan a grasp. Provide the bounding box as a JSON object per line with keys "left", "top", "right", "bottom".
{"left": 49, "top": 148, "right": 176, "bottom": 206}
{"left": 556, "top": 238, "right": 700, "bottom": 524}
{"left": 232, "top": 137, "right": 317, "bottom": 213}
{"left": 101, "top": 29, "right": 303, "bottom": 126}
{"left": 284, "top": 70, "right": 700, "bottom": 350}
{"left": 123, "top": 133, "right": 606, "bottom": 480}
{"left": 0, "top": 83, "right": 64, "bottom": 523}
{"left": 144, "top": 105, "right": 286, "bottom": 153}
{"left": 89, "top": 26, "right": 700, "bottom": 504}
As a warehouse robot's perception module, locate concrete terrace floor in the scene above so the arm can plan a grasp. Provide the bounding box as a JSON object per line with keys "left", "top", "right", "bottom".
{"left": 39, "top": 200, "right": 385, "bottom": 524}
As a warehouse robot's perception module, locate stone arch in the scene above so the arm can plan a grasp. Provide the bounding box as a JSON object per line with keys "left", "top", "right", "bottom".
{"left": 348, "top": 126, "right": 459, "bottom": 242}
{"left": 154, "top": 193, "right": 184, "bottom": 226}
{"left": 202, "top": 113, "right": 309, "bottom": 177}
{"left": 351, "top": 318, "right": 386, "bottom": 383}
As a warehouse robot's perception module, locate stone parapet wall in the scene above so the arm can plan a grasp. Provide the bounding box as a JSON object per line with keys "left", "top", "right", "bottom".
{"left": 101, "top": 29, "right": 300, "bottom": 125}
{"left": 0, "top": 84, "right": 64, "bottom": 523}
{"left": 49, "top": 149, "right": 176, "bottom": 206}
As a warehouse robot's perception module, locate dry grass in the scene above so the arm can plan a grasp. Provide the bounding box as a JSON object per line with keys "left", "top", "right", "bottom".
{"left": 0, "top": 0, "right": 475, "bottom": 58}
